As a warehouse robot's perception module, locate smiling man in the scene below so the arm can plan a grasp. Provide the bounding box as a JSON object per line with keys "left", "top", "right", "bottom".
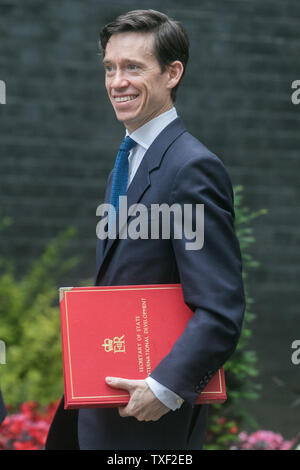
{"left": 46, "top": 9, "right": 245, "bottom": 451}
{"left": 103, "top": 31, "right": 182, "bottom": 132}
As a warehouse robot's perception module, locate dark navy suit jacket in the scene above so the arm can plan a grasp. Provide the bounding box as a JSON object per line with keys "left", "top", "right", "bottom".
{"left": 47, "top": 117, "right": 245, "bottom": 450}
{"left": 0, "top": 389, "right": 6, "bottom": 425}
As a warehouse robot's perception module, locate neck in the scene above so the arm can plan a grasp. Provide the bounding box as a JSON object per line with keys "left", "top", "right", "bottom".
{"left": 125, "top": 103, "right": 174, "bottom": 134}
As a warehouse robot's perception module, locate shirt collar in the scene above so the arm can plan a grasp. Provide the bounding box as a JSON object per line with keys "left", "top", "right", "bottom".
{"left": 125, "top": 107, "right": 178, "bottom": 150}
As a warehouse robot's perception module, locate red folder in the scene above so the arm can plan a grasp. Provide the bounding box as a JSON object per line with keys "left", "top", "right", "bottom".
{"left": 59, "top": 284, "right": 226, "bottom": 409}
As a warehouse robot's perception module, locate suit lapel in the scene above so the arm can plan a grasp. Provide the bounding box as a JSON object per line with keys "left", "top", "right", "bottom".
{"left": 95, "top": 117, "right": 186, "bottom": 283}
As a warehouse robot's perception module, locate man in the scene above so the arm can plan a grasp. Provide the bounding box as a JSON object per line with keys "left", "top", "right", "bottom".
{"left": 46, "top": 9, "right": 245, "bottom": 450}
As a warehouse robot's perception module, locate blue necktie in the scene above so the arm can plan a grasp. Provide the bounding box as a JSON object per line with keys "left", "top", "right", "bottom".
{"left": 108, "top": 135, "right": 137, "bottom": 234}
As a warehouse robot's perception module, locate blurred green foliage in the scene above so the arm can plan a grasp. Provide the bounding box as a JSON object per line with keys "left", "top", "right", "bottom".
{"left": 0, "top": 225, "right": 81, "bottom": 408}
{"left": 204, "top": 185, "right": 267, "bottom": 449}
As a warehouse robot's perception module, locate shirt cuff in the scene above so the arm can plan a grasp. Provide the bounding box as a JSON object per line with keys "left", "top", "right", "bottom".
{"left": 145, "top": 376, "right": 184, "bottom": 411}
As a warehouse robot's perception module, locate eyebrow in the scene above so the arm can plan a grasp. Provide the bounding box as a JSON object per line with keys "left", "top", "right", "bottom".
{"left": 102, "top": 58, "right": 145, "bottom": 66}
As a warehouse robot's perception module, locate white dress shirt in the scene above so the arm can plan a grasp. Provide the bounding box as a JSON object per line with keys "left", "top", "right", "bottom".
{"left": 124, "top": 107, "right": 184, "bottom": 411}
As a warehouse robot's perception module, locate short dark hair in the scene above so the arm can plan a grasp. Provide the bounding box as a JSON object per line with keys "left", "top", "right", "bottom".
{"left": 99, "top": 9, "right": 189, "bottom": 102}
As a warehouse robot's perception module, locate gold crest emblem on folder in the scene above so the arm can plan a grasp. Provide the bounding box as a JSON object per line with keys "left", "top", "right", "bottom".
{"left": 102, "top": 335, "right": 126, "bottom": 353}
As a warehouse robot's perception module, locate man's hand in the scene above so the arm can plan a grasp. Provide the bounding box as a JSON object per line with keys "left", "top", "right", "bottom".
{"left": 105, "top": 377, "right": 170, "bottom": 422}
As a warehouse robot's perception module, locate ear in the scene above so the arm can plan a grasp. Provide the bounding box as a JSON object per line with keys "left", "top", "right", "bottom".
{"left": 166, "top": 61, "right": 184, "bottom": 91}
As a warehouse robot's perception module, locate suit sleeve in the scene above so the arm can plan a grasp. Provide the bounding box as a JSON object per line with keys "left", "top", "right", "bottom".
{"left": 0, "top": 388, "right": 6, "bottom": 425}
{"left": 150, "top": 153, "right": 246, "bottom": 405}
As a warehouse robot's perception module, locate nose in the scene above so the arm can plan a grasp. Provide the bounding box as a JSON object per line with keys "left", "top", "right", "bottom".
{"left": 109, "top": 69, "right": 129, "bottom": 89}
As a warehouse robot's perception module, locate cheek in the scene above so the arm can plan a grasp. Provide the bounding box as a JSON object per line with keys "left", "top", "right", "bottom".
{"left": 105, "top": 76, "right": 115, "bottom": 93}
{"left": 139, "top": 82, "right": 152, "bottom": 103}
{"left": 105, "top": 80, "right": 111, "bottom": 97}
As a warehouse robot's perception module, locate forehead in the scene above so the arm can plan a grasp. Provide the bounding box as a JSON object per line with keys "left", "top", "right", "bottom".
{"left": 104, "top": 31, "right": 157, "bottom": 63}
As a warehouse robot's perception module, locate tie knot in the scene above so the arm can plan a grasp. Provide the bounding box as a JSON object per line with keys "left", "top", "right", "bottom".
{"left": 120, "top": 135, "right": 137, "bottom": 153}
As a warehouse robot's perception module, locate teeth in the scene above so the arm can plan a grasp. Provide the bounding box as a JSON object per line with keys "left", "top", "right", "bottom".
{"left": 114, "top": 95, "right": 138, "bottom": 102}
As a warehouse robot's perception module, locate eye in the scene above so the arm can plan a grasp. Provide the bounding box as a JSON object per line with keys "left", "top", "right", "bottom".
{"left": 127, "top": 63, "right": 138, "bottom": 71}
{"left": 104, "top": 64, "right": 114, "bottom": 74}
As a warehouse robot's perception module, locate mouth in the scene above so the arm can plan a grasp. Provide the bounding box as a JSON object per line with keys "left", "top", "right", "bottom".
{"left": 113, "top": 94, "right": 139, "bottom": 104}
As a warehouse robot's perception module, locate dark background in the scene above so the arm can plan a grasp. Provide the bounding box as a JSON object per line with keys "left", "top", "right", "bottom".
{"left": 0, "top": 0, "right": 299, "bottom": 438}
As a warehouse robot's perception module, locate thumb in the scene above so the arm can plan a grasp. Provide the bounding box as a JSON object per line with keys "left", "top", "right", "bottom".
{"left": 105, "top": 377, "right": 134, "bottom": 391}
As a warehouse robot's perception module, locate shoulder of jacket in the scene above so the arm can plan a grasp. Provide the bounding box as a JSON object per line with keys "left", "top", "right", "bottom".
{"left": 167, "top": 130, "right": 226, "bottom": 170}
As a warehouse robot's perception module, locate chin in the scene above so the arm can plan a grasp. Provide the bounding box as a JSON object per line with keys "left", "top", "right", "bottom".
{"left": 115, "top": 111, "right": 139, "bottom": 127}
